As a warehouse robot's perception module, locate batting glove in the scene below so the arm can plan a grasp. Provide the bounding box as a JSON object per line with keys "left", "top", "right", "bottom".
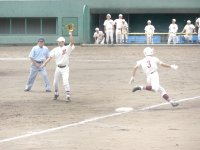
{"left": 129, "top": 76, "right": 135, "bottom": 84}
{"left": 171, "top": 64, "right": 178, "bottom": 70}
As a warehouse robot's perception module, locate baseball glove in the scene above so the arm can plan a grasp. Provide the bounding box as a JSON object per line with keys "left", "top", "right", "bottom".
{"left": 66, "top": 24, "right": 74, "bottom": 32}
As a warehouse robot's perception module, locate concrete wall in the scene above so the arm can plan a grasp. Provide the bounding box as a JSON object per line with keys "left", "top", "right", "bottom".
{"left": 0, "top": 0, "right": 199, "bottom": 44}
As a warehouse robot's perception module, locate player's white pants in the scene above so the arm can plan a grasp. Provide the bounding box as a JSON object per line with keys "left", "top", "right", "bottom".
{"left": 168, "top": 33, "right": 177, "bottom": 44}
{"left": 53, "top": 66, "right": 70, "bottom": 93}
{"left": 95, "top": 38, "right": 105, "bottom": 44}
{"left": 184, "top": 35, "right": 193, "bottom": 42}
{"left": 115, "top": 29, "right": 122, "bottom": 44}
{"left": 146, "top": 35, "right": 153, "bottom": 44}
{"left": 146, "top": 72, "right": 167, "bottom": 97}
{"left": 105, "top": 29, "right": 113, "bottom": 44}
{"left": 198, "top": 28, "right": 200, "bottom": 42}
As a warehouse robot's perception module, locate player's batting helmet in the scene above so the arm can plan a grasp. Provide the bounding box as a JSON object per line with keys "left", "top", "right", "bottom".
{"left": 144, "top": 47, "right": 154, "bottom": 56}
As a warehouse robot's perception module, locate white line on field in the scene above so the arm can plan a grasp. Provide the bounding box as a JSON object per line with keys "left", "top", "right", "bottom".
{"left": 0, "top": 95, "right": 200, "bottom": 144}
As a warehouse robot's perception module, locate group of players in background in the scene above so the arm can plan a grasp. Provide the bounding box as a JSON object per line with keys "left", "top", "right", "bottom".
{"left": 93, "top": 14, "right": 200, "bottom": 44}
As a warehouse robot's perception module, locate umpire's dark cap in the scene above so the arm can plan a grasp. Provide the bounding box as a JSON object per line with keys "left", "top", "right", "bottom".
{"left": 38, "top": 38, "right": 45, "bottom": 42}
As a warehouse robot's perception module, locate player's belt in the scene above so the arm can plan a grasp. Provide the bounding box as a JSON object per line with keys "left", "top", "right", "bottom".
{"left": 36, "top": 61, "right": 43, "bottom": 63}
{"left": 58, "top": 65, "right": 66, "bottom": 68}
{"left": 117, "top": 28, "right": 121, "bottom": 30}
{"left": 150, "top": 71, "right": 156, "bottom": 74}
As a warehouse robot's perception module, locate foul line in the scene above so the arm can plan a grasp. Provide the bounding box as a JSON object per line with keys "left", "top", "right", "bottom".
{"left": 0, "top": 95, "right": 200, "bottom": 144}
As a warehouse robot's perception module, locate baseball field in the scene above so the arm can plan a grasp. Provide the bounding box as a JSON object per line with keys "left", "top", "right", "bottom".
{"left": 0, "top": 45, "right": 200, "bottom": 150}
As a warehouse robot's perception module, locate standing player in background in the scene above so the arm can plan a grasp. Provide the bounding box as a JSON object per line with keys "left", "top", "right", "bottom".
{"left": 93, "top": 27, "right": 105, "bottom": 44}
{"left": 24, "top": 38, "right": 51, "bottom": 92}
{"left": 144, "top": 20, "right": 155, "bottom": 44}
{"left": 42, "top": 32, "right": 75, "bottom": 102}
{"left": 104, "top": 14, "right": 114, "bottom": 44}
{"left": 168, "top": 19, "right": 178, "bottom": 44}
{"left": 129, "top": 47, "right": 179, "bottom": 107}
{"left": 114, "top": 14, "right": 123, "bottom": 44}
{"left": 196, "top": 17, "right": 200, "bottom": 44}
{"left": 121, "top": 19, "right": 129, "bottom": 44}
{"left": 182, "top": 20, "right": 196, "bottom": 43}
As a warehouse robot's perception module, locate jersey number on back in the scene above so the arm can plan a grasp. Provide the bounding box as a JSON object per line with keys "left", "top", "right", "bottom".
{"left": 147, "top": 60, "right": 151, "bottom": 68}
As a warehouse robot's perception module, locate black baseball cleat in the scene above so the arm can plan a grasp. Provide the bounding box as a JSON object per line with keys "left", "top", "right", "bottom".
{"left": 24, "top": 89, "right": 30, "bottom": 92}
{"left": 53, "top": 94, "right": 59, "bottom": 100}
{"left": 46, "top": 90, "right": 51, "bottom": 92}
{"left": 171, "top": 102, "right": 179, "bottom": 107}
{"left": 65, "top": 96, "right": 71, "bottom": 102}
{"left": 132, "top": 86, "right": 142, "bottom": 92}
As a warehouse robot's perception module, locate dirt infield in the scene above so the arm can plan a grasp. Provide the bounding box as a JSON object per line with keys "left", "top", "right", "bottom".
{"left": 0, "top": 45, "right": 200, "bottom": 150}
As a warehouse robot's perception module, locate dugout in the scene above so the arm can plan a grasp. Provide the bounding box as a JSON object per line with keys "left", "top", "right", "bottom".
{"left": 0, "top": 0, "right": 200, "bottom": 44}
{"left": 90, "top": 12, "right": 200, "bottom": 44}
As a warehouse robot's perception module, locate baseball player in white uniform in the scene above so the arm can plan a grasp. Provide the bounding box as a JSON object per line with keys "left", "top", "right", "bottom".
{"left": 168, "top": 19, "right": 178, "bottom": 44}
{"left": 93, "top": 27, "right": 105, "bottom": 44}
{"left": 182, "top": 20, "right": 195, "bottom": 43}
{"left": 121, "top": 19, "right": 129, "bottom": 44}
{"left": 129, "top": 47, "right": 179, "bottom": 107}
{"left": 144, "top": 20, "right": 155, "bottom": 44}
{"left": 196, "top": 17, "right": 200, "bottom": 43}
{"left": 104, "top": 14, "right": 114, "bottom": 44}
{"left": 42, "top": 33, "right": 75, "bottom": 102}
{"left": 114, "top": 14, "right": 123, "bottom": 44}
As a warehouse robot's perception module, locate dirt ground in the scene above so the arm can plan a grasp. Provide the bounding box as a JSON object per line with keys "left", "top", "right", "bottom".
{"left": 0, "top": 45, "right": 200, "bottom": 150}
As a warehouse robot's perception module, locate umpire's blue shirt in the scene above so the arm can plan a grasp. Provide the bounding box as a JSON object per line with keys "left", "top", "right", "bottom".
{"left": 29, "top": 45, "right": 50, "bottom": 62}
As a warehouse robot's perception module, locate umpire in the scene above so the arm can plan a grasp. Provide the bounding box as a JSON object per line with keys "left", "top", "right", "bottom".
{"left": 24, "top": 38, "right": 51, "bottom": 92}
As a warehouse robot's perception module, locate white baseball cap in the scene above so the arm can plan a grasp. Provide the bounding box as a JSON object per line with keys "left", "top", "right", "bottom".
{"left": 106, "top": 14, "right": 111, "bottom": 18}
{"left": 172, "top": 19, "right": 176, "bottom": 22}
{"left": 147, "top": 20, "right": 151, "bottom": 23}
{"left": 144, "top": 47, "right": 154, "bottom": 56}
{"left": 187, "top": 20, "right": 191, "bottom": 23}
{"left": 57, "top": 37, "right": 65, "bottom": 42}
{"left": 95, "top": 28, "right": 99, "bottom": 31}
{"left": 119, "top": 14, "right": 123, "bottom": 17}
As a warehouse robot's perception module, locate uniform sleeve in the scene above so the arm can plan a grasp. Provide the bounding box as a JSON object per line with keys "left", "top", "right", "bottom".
{"left": 114, "top": 19, "right": 116, "bottom": 24}
{"left": 136, "top": 60, "right": 142, "bottom": 67}
{"left": 192, "top": 25, "right": 195, "bottom": 29}
{"left": 152, "top": 25, "right": 155, "bottom": 31}
{"left": 66, "top": 45, "right": 75, "bottom": 55}
{"left": 29, "top": 47, "right": 35, "bottom": 58}
{"left": 176, "top": 24, "right": 178, "bottom": 31}
{"left": 169, "top": 24, "right": 171, "bottom": 30}
{"left": 49, "top": 49, "right": 55, "bottom": 58}
{"left": 155, "top": 57, "right": 162, "bottom": 65}
{"left": 144, "top": 26, "right": 147, "bottom": 31}
{"left": 112, "top": 20, "right": 115, "bottom": 25}
{"left": 103, "top": 20, "right": 106, "bottom": 26}
{"left": 45, "top": 47, "right": 50, "bottom": 58}
{"left": 93, "top": 32, "right": 96, "bottom": 38}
